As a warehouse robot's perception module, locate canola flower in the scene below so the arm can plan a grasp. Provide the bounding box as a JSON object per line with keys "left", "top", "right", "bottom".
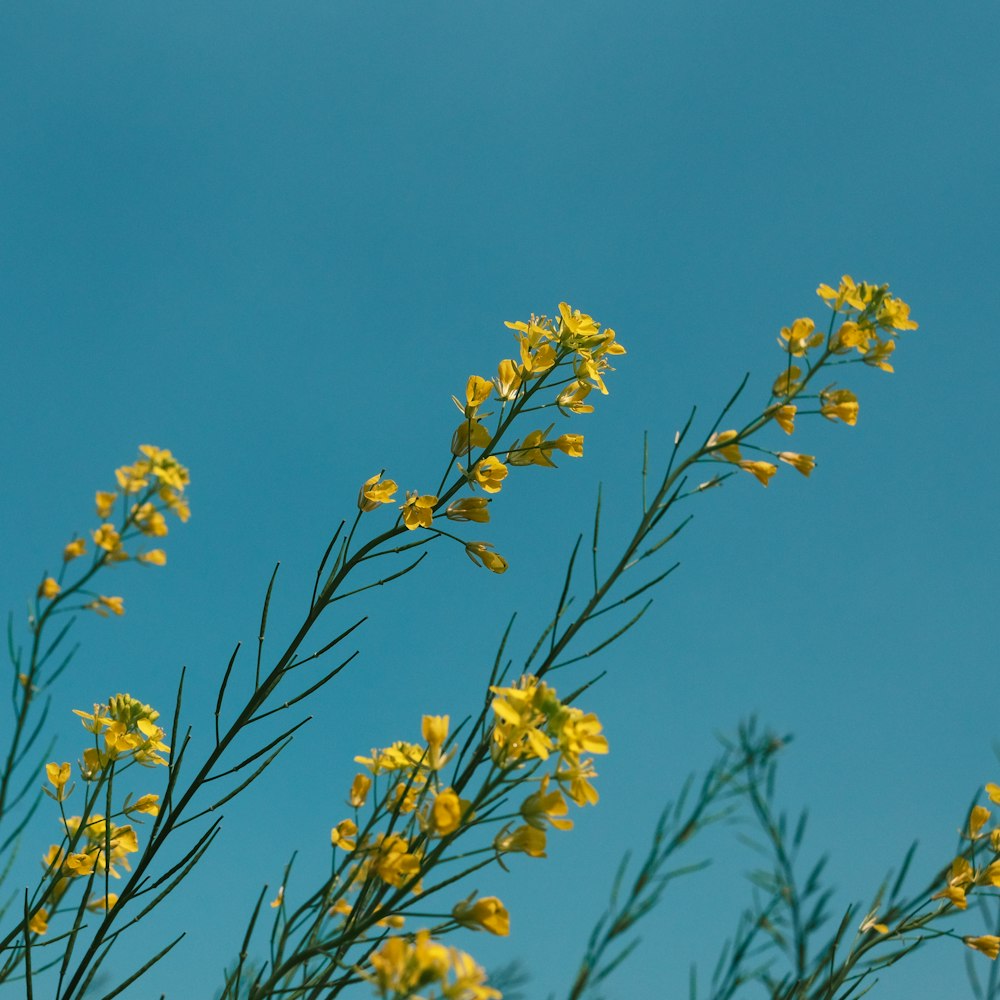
{"left": 5, "top": 284, "right": 959, "bottom": 1000}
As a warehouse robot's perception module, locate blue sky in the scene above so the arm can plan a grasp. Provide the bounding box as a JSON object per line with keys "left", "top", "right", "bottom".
{"left": 2, "top": 2, "right": 998, "bottom": 997}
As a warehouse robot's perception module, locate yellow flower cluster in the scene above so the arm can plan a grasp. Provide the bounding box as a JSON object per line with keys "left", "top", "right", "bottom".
{"left": 47, "top": 445, "right": 190, "bottom": 618}
{"left": 72, "top": 694, "right": 171, "bottom": 776}
{"left": 707, "top": 277, "right": 916, "bottom": 490}
{"left": 490, "top": 674, "right": 608, "bottom": 858}
{"left": 45, "top": 814, "right": 139, "bottom": 882}
{"left": 365, "top": 928, "right": 500, "bottom": 999}
{"left": 354, "top": 305, "right": 621, "bottom": 575}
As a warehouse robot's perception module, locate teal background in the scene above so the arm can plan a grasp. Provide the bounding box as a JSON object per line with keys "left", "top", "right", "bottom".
{"left": 1, "top": 2, "right": 998, "bottom": 997}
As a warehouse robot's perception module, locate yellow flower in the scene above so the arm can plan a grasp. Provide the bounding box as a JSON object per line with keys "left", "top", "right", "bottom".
{"left": 777, "top": 452, "right": 816, "bottom": 477}
{"left": 86, "top": 893, "right": 119, "bottom": 912}
{"left": 160, "top": 486, "right": 191, "bottom": 522}
{"left": 738, "top": 460, "right": 778, "bottom": 487}
{"left": 45, "top": 761, "right": 72, "bottom": 802}
{"left": 450, "top": 419, "right": 492, "bottom": 457}
{"left": 986, "top": 783, "right": 1000, "bottom": 804}
{"left": 859, "top": 910, "right": 889, "bottom": 935}
{"left": 63, "top": 538, "right": 87, "bottom": 562}
{"left": 557, "top": 380, "right": 595, "bottom": 414}
{"left": 400, "top": 492, "right": 437, "bottom": 530}
{"left": 966, "top": 935, "right": 1000, "bottom": 960}
{"left": 553, "top": 433, "right": 584, "bottom": 458}
{"left": 429, "top": 789, "right": 470, "bottom": 836}
{"left": 558, "top": 301, "right": 600, "bottom": 340}
{"left": 494, "top": 823, "right": 546, "bottom": 858}
{"left": 820, "top": 388, "right": 859, "bottom": 426}
{"left": 137, "top": 549, "right": 167, "bottom": 566}
{"left": 422, "top": 714, "right": 452, "bottom": 770}
{"left": 354, "top": 741, "right": 427, "bottom": 774}
{"left": 863, "top": 337, "right": 896, "bottom": 373}
{"left": 95, "top": 491, "right": 117, "bottom": 519}
{"left": 92, "top": 524, "right": 121, "bottom": 552}
{"left": 518, "top": 337, "right": 558, "bottom": 377}
{"left": 28, "top": 909, "right": 48, "bottom": 935}
{"left": 132, "top": 502, "right": 168, "bottom": 537}
{"left": 470, "top": 456, "right": 508, "bottom": 494}
{"left": 877, "top": 295, "right": 918, "bottom": 331}
{"left": 508, "top": 429, "right": 556, "bottom": 467}
{"left": 816, "top": 275, "right": 869, "bottom": 311}
{"left": 463, "top": 375, "right": 493, "bottom": 415}
{"left": 349, "top": 773, "right": 371, "bottom": 808}
{"left": 772, "top": 365, "right": 802, "bottom": 398}
{"left": 779, "top": 317, "right": 823, "bottom": 357}
{"left": 772, "top": 404, "right": 796, "bottom": 435}
{"left": 465, "top": 542, "right": 508, "bottom": 574}
{"left": 445, "top": 497, "right": 490, "bottom": 523}
{"left": 556, "top": 757, "right": 601, "bottom": 806}
{"left": 331, "top": 819, "right": 358, "bottom": 851}
{"left": 494, "top": 358, "right": 523, "bottom": 401}
{"left": 830, "top": 320, "right": 871, "bottom": 354}
{"left": 37, "top": 577, "right": 61, "bottom": 599}
{"left": 706, "top": 430, "right": 741, "bottom": 463}
{"left": 138, "top": 445, "right": 190, "bottom": 491}
{"left": 520, "top": 775, "right": 573, "bottom": 831}
{"left": 970, "top": 805, "right": 992, "bottom": 839}
{"left": 358, "top": 473, "right": 398, "bottom": 512}
{"left": 370, "top": 833, "right": 421, "bottom": 888}
{"left": 115, "top": 461, "right": 151, "bottom": 493}
{"left": 127, "top": 794, "right": 160, "bottom": 817}
{"left": 452, "top": 896, "right": 510, "bottom": 936}
{"left": 86, "top": 595, "right": 125, "bottom": 617}
{"left": 270, "top": 886, "right": 284, "bottom": 908}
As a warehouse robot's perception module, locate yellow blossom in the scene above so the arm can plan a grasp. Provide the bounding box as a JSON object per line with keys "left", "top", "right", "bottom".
{"left": 494, "top": 823, "right": 547, "bottom": 858}
{"left": 470, "top": 456, "right": 508, "bottom": 494}
{"left": 270, "top": 886, "right": 284, "bottom": 908}
{"left": 779, "top": 317, "right": 823, "bottom": 357}
{"left": 37, "top": 577, "right": 60, "bottom": 599}
{"left": 92, "top": 524, "right": 121, "bottom": 552}
{"left": 451, "top": 419, "right": 492, "bottom": 457}
{"left": 132, "top": 502, "right": 168, "bottom": 537}
{"left": 557, "top": 380, "right": 595, "bottom": 414}
{"left": 966, "top": 935, "right": 1000, "bottom": 960}
{"left": 137, "top": 549, "right": 167, "bottom": 566}
{"left": 772, "top": 365, "right": 802, "bottom": 397}
{"left": 772, "top": 404, "right": 796, "bottom": 435}
{"left": 63, "top": 538, "right": 86, "bottom": 561}
{"left": 707, "top": 430, "right": 741, "bottom": 463}
{"left": 86, "top": 893, "right": 119, "bottom": 912}
{"left": 349, "top": 773, "right": 371, "bottom": 808}
{"left": 986, "top": 782, "right": 1000, "bottom": 804}
{"left": 358, "top": 473, "right": 398, "bottom": 512}
{"left": 556, "top": 757, "right": 601, "bottom": 806}
{"left": 453, "top": 895, "right": 510, "bottom": 936}
{"left": 463, "top": 375, "right": 493, "bottom": 415}
{"left": 95, "top": 491, "right": 117, "bottom": 518}
{"left": 115, "top": 461, "right": 151, "bottom": 493}
{"left": 777, "top": 452, "right": 815, "bottom": 477}
{"left": 494, "top": 358, "right": 522, "bottom": 401}
{"left": 518, "top": 337, "right": 557, "bottom": 376}
{"left": 127, "top": 794, "right": 160, "bottom": 817}
{"left": 331, "top": 819, "right": 358, "bottom": 851}
{"left": 422, "top": 714, "right": 452, "bottom": 770}
{"left": 370, "top": 833, "right": 421, "bottom": 888}
{"left": 859, "top": 910, "right": 889, "bottom": 935}
{"left": 445, "top": 497, "right": 490, "bottom": 523}
{"left": 521, "top": 775, "right": 573, "bottom": 831}
{"left": 508, "top": 429, "right": 556, "bottom": 467}
{"left": 877, "top": 295, "right": 918, "bottom": 331}
{"left": 738, "top": 460, "right": 778, "bottom": 487}
{"left": 428, "top": 789, "right": 471, "bottom": 837}
{"left": 863, "top": 337, "right": 896, "bottom": 373}
{"left": 45, "top": 761, "right": 72, "bottom": 802}
{"left": 465, "top": 542, "right": 508, "bottom": 574}
{"left": 553, "top": 433, "right": 584, "bottom": 458}
{"left": 86, "top": 595, "right": 125, "bottom": 617}
{"left": 970, "top": 805, "right": 992, "bottom": 839}
{"left": 28, "top": 909, "right": 48, "bottom": 935}
{"left": 400, "top": 492, "right": 437, "bottom": 530}
{"left": 820, "top": 388, "right": 859, "bottom": 425}
{"left": 558, "top": 301, "right": 600, "bottom": 340}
